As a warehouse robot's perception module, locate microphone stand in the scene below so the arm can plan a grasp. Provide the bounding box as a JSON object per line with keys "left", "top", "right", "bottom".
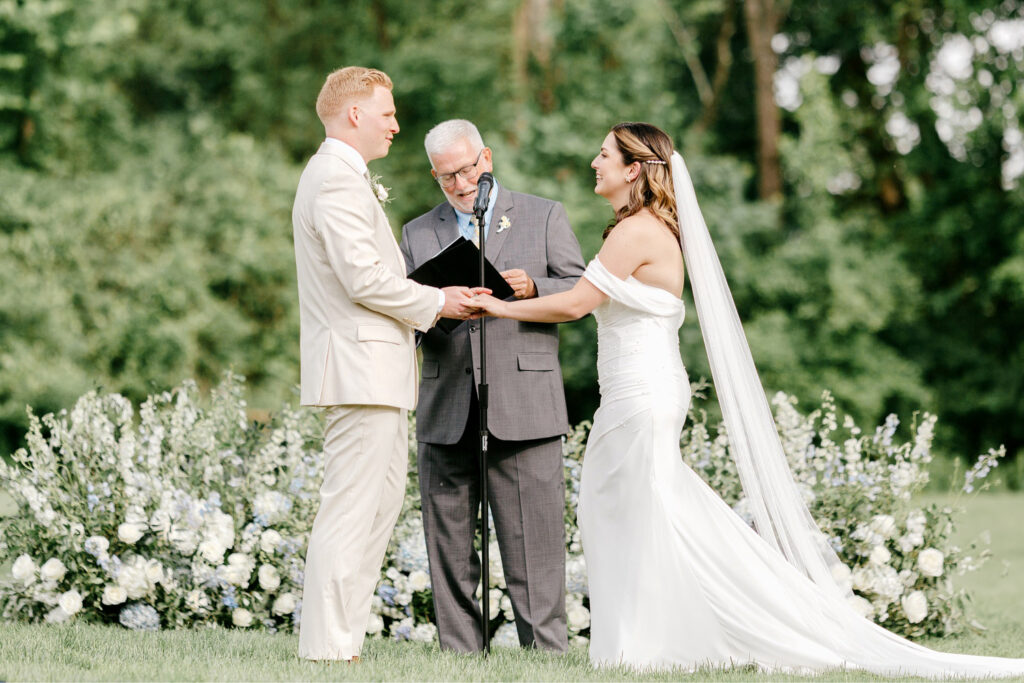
{"left": 473, "top": 195, "right": 491, "bottom": 655}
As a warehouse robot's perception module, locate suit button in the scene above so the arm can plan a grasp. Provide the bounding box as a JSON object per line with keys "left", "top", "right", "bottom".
{"left": 465, "top": 367, "right": 472, "bottom": 375}
{"left": 469, "top": 324, "right": 477, "bottom": 332}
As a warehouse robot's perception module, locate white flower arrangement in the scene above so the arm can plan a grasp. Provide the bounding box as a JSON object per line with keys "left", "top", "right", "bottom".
{"left": 0, "top": 375, "right": 1003, "bottom": 643}
{"left": 368, "top": 172, "right": 391, "bottom": 206}
{"left": 496, "top": 215, "right": 511, "bottom": 233}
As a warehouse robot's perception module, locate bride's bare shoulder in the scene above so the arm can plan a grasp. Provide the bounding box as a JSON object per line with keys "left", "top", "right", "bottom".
{"left": 609, "top": 212, "right": 677, "bottom": 249}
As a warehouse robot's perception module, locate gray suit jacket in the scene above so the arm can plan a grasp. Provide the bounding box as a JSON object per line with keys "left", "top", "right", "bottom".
{"left": 400, "top": 184, "right": 585, "bottom": 444}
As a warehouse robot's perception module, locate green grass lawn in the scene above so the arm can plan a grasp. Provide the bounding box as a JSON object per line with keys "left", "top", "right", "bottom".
{"left": 0, "top": 490, "right": 1021, "bottom": 681}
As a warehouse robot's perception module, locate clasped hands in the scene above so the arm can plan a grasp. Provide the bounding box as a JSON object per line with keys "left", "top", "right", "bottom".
{"left": 440, "top": 269, "right": 532, "bottom": 320}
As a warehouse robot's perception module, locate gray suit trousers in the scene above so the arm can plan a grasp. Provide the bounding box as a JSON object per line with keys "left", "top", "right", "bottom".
{"left": 418, "top": 395, "right": 568, "bottom": 653}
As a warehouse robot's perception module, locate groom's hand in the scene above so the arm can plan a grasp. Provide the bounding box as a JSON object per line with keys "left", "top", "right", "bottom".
{"left": 500, "top": 269, "right": 536, "bottom": 299}
{"left": 440, "top": 286, "right": 491, "bottom": 319}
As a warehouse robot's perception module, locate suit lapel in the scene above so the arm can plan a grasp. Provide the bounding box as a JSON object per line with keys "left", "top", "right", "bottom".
{"left": 484, "top": 185, "right": 515, "bottom": 263}
{"left": 432, "top": 203, "right": 461, "bottom": 252}
{"left": 320, "top": 145, "right": 405, "bottom": 273}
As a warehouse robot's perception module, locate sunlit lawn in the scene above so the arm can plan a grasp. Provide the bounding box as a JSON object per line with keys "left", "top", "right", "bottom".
{"left": 0, "top": 490, "right": 1021, "bottom": 681}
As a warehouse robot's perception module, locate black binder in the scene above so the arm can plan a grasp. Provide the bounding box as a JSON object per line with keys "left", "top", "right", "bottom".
{"left": 408, "top": 237, "right": 515, "bottom": 333}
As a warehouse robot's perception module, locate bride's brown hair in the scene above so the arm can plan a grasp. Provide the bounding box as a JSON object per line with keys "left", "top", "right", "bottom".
{"left": 603, "top": 122, "right": 678, "bottom": 241}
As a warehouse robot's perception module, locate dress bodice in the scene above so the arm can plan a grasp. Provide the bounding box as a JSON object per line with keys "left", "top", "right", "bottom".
{"left": 583, "top": 257, "right": 687, "bottom": 403}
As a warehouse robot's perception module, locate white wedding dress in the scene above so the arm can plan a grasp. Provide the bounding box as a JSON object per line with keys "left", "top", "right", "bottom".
{"left": 577, "top": 255, "right": 1024, "bottom": 677}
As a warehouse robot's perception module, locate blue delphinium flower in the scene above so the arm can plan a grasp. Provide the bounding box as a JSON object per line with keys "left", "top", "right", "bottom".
{"left": 119, "top": 603, "right": 160, "bottom": 631}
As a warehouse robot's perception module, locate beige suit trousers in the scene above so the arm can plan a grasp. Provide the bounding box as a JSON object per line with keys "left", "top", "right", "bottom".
{"left": 298, "top": 404, "right": 408, "bottom": 660}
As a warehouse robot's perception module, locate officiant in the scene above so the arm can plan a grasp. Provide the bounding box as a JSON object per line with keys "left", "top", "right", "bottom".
{"left": 399, "top": 119, "right": 585, "bottom": 653}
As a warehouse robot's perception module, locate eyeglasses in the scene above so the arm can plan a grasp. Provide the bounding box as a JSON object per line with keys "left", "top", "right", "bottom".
{"left": 434, "top": 149, "right": 485, "bottom": 188}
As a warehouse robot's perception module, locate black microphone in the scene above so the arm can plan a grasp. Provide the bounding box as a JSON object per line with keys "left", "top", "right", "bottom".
{"left": 473, "top": 172, "right": 495, "bottom": 215}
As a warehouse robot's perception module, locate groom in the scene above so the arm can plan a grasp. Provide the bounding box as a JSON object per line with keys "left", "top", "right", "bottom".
{"left": 292, "top": 67, "right": 479, "bottom": 662}
{"left": 400, "top": 119, "right": 585, "bottom": 652}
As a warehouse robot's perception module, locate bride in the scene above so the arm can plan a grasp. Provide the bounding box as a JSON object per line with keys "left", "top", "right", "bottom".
{"left": 468, "top": 122, "right": 1024, "bottom": 676}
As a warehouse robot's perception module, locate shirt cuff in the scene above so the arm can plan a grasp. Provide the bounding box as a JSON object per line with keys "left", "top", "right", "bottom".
{"left": 436, "top": 288, "right": 446, "bottom": 313}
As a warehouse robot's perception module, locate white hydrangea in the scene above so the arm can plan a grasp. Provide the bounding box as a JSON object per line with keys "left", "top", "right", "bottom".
{"left": 869, "top": 514, "right": 898, "bottom": 539}
{"left": 410, "top": 623, "right": 437, "bottom": 643}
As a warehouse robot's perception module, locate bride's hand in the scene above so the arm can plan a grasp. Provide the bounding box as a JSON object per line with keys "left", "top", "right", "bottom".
{"left": 468, "top": 292, "right": 507, "bottom": 318}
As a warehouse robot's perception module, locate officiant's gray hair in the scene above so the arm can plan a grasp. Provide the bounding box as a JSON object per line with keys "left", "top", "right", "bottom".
{"left": 424, "top": 119, "right": 486, "bottom": 162}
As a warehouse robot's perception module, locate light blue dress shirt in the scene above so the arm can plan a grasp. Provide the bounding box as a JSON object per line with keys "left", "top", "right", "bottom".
{"left": 453, "top": 182, "right": 498, "bottom": 245}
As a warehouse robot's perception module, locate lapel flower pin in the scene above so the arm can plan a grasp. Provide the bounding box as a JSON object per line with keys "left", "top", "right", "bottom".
{"left": 368, "top": 172, "right": 392, "bottom": 206}
{"left": 496, "top": 215, "right": 511, "bottom": 233}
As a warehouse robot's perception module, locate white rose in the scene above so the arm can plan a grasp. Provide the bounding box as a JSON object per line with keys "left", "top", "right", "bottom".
{"left": 259, "top": 529, "right": 283, "bottom": 555}
{"left": 258, "top": 564, "right": 280, "bottom": 591}
{"left": 566, "top": 600, "right": 591, "bottom": 632}
{"left": 869, "top": 545, "right": 892, "bottom": 566}
{"left": 39, "top": 558, "right": 67, "bottom": 582}
{"left": 102, "top": 585, "right": 127, "bottom": 605}
{"left": 901, "top": 590, "right": 928, "bottom": 624}
{"left": 232, "top": 607, "right": 253, "bottom": 628}
{"left": 12, "top": 554, "right": 37, "bottom": 585}
{"left": 365, "top": 612, "right": 384, "bottom": 635}
{"left": 272, "top": 592, "right": 296, "bottom": 616}
{"left": 847, "top": 595, "right": 874, "bottom": 619}
{"left": 118, "top": 522, "right": 146, "bottom": 545}
{"left": 58, "top": 589, "right": 83, "bottom": 616}
{"left": 198, "top": 538, "right": 227, "bottom": 564}
{"left": 396, "top": 591, "right": 412, "bottom": 607}
{"left": 408, "top": 569, "right": 430, "bottom": 593}
{"left": 917, "top": 548, "right": 945, "bottom": 577}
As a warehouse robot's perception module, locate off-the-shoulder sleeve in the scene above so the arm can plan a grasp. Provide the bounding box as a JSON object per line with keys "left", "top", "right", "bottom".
{"left": 583, "top": 256, "right": 683, "bottom": 317}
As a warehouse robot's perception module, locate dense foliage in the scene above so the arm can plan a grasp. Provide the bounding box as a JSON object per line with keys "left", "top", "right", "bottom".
{"left": 1, "top": 0, "right": 1021, "bottom": 472}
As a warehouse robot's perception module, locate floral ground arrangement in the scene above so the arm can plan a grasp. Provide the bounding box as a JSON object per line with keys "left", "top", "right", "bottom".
{"left": 0, "top": 375, "right": 1006, "bottom": 643}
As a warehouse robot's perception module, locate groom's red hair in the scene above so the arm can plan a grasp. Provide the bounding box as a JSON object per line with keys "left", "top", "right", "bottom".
{"left": 316, "top": 66, "right": 393, "bottom": 125}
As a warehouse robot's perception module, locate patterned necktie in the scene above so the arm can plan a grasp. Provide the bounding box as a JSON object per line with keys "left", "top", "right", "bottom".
{"left": 470, "top": 215, "right": 480, "bottom": 247}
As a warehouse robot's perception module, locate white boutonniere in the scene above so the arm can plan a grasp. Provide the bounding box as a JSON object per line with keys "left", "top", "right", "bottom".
{"left": 496, "top": 215, "right": 511, "bottom": 233}
{"left": 368, "top": 172, "right": 392, "bottom": 206}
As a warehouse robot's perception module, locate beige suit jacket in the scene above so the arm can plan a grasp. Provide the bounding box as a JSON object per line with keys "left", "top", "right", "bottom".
{"left": 293, "top": 142, "right": 439, "bottom": 408}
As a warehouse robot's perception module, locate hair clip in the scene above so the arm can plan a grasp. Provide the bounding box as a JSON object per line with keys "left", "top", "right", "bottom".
{"left": 644, "top": 159, "right": 667, "bottom": 165}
